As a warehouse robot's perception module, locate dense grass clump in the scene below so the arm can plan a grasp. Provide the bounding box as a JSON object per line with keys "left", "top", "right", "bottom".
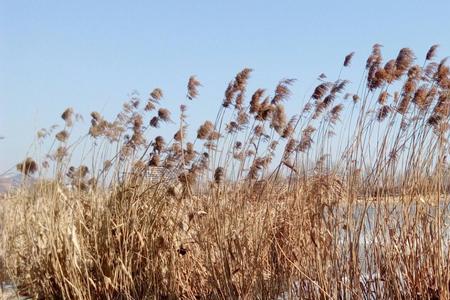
{"left": 2, "top": 44, "right": 450, "bottom": 299}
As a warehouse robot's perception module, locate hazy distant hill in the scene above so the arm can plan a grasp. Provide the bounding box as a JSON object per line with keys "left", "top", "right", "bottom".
{"left": 0, "top": 174, "right": 25, "bottom": 194}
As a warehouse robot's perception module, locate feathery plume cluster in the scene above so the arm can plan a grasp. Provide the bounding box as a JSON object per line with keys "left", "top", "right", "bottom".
{"left": 312, "top": 82, "right": 332, "bottom": 100}
{"left": 343, "top": 51, "right": 355, "bottom": 67}
{"left": 271, "top": 104, "right": 287, "bottom": 135}
{"left": 426, "top": 44, "right": 439, "bottom": 61}
{"left": 149, "top": 153, "right": 160, "bottom": 167}
{"left": 149, "top": 116, "right": 159, "bottom": 128}
{"left": 145, "top": 88, "right": 163, "bottom": 111}
{"left": 271, "top": 78, "right": 296, "bottom": 105}
{"left": 16, "top": 157, "right": 38, "bottom": 175}
{"left": 187, "top": 76, "right": 201, "bottom": 100}
{"left": 435, "top": 58, "right": 450, "bottom": 88}
{"left": 128, "top": 114, "right": 146, "bottom": 148}
{"left": 412, "top": 86, "right": 429, "bottom": 110}
{"left": 250, "top": 88, "right": 265, "bottom": 114}
{"left": 377, "top": 105, "right": 392, "bottom": 122}
{"left": 67, "top": 165, "right": 89, "bottom": 179}
{"left": 214, "top": 167, "right": 224, "bottom": 184}
{"left": 54, "top": 146, "right": 68, "bottom": 161}
{"left": 329, "top": 104, "right": 343, "bottom": 124}
{"left": 174, "top": 126, "right": 187, "bottom": 142}
{"left": 55, "top": 130, "right": 69, "bottom": 142}
{"left": 395, "top": 48, "right": 415, "bottom": 78}
{"left": 366, "top": 44, "right": 383, "bottom": 89}
{"left": 153, "top": 136, "right": 165, "bottom": 153}
{"left": 150, "top": 88, "right": 163, "bottom": 101}
{"left": 298, "top": 125, "right": 316, "bottom": 152}
{"left": 284, "top": 138, "right": 297, "bottom": 157}
{"left": 378, "top": 91, "right": 389, "bottom": 105}
{"left": 61, "top": 108, "right": 74, "bottom": 127}
{"left": 197, "top": 121, "right": 214, "bottom": 140}
{"left": 223, "top": 68, "right": 252, "bottom": 108}
{"left": 247, "top": 156, "right": 272, "bottom": 179}
{"left": 158, "top": 108, "right": 171, "bottom": 122}
{"left": 255, "top": 97, "right": 274, "bottom": 121}
{"left": 89, "top": 111, "right": 123, "bottom": 142}
{"left": 281, "top": 116, "right": 297, "bottom": 139}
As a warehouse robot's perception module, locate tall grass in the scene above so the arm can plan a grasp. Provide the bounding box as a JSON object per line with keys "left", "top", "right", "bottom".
{"left": 1, "top": 44, "right": 450, "bottom": 299}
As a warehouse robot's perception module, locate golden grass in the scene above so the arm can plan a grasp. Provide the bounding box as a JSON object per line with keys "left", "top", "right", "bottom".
{"left": 1, "top": 44, "right": 450, "bottom": 299}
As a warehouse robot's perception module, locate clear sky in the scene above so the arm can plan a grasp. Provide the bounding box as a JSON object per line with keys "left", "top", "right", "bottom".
{"left": 1, "top": 0, "right": 450, "bottom": 172}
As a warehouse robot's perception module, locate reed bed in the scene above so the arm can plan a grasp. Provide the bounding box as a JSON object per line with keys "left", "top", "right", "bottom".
{"left": 1, "top": 44, "right": 450, "bottom": 299}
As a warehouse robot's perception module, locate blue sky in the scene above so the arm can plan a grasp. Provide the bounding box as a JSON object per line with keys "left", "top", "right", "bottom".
{"left": 1, "top": 0, "right": 450, "bottom": 172}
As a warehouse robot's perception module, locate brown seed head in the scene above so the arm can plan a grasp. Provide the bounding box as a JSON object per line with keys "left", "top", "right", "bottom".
{"left": 223, "top": 81, "right": 235, "bottom": 108}
{"left": 250, "top": 88, "right": 265, "bottom": 114}
{"left": 55, "top": 130, "right": 69, "bottom": 142}
{"left": 197, "top": 120, "right": 214, "bottom": 140}
{"left": 282, "top": 116, "right": 297, "bottom": 139}
{"left": 298, "top": 125, "right": 316, "bottom": 152}
{"left": 133, "top": 115, "right": 143, "bottom": 131}
{"left": 235, "top": 91, "right": 245, "bottom": 110}
{"left": 158, "top": 108, "right": 171, "bottom": 122}
{"left": 397, "top": 94, "right": 411, "bottom": 114}
{"left": 144, "top": 101, "right": 156, "bottom": 112}
{"left": 428, "top": 114, "right": 442, "bottom": 129}
{"left": 207, "top": 131, "right": 221, "bottom": 141}
{"left": 150, "top": 116, "right": 160, "bottom": 128}
{"left": 174, "top": 126, "right": 187, "bottom": 142}
{"left": 237, "top": 109, "right": 249, "bottom": 126}
{"left": 269, "top": 141, "right": 278, "bottom": 151}
{"left": 271, "top": 78, "right": 296, "bottom": 105}
{"left": 55, "top": 146, "right": 68, "bottom": 161}
{"left": 366, "top": 44, "right": 383, "bottom": 69}
{"left": 312, "top": 82, "right": 332, "bottom": 100}
{"left": 76, "top": 165, "right": 89, "bottom": 178}
{"left": 330, "top": 104, "right": 343, "bottom": 124}
{"left": 61, "top": 108, "right": 74, "bottom": 126}
{"left": 150, "top": 88, "right": 163, "bottom": 101}
{"left": 331, "top": 80, "right": 349, "bottom": 94}
{"left": 254, "top": 124, "right": 264, "bottom": 137}
{"left": 426, "top": 44, "right": 439, "bottom": 61}
{"left": 16, "top": 157, "right": 38, "bottom": 175}
{"left": 235, "top": 68, "right": 252, "bottom": 91}
{"left": 214, "top": 167, "right": 224, "bottom": 184}
{"left": 434, "top": 93, "right": 450, "bottom": 117}
{"left": 187, "top": 76, "right": 201, "bottom": 100}
{"left": 378, "top": 91, "right": 389, "bottom": 105}
{"left": 284, "top": 138, "right": 297, "bottom": 154}
{"left": 377, "top": 105, "right": 391, "bottom": 122}
{"left": 395, "top": 48, "right": 415, "bottom": 79}
{"left": 271, "top": 104, "right": 287, "bottom": 135}
{"left": 435, "top": 58, "right": 450, "bottom": 88}
{"left": 383, "top": 59, "right": 397, "bottom": 83}
{"left": 149, "top": 154, "right": 160, "bottom": 167}
{"left": 412, "top": 86, "right": 428, "bottom": 110}
{"left": 153, "top": 136, "right": 165, "bottom": 153}
{"left": 343, "top": 51, "right": 355, "bottom": 67}
{"left": 91, "top": 111, "right": 102, "bottom": 122}
{"left": 256, "top": 98, "right": 274, "bottom": 121}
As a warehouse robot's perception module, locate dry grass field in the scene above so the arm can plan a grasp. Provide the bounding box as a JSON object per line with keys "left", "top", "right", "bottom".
{"left": 2, "top": 44, "right": 450, "bottom": 299}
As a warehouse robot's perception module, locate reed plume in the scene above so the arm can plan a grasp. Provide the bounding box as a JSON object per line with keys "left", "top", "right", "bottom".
{"left": 61, "top": 108, "right": 74, "bottom": 127}
{"left": 197, "top": 121, "right": 214, "bottom": 139}
{"left": 343, "top": 51, "right": 355, "bottom": 67}
{"left": 187, "top": 76, "right": 201, "bottom": 100}
{"left": 16, "top": 157, "right": 38, "bottom": 175}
